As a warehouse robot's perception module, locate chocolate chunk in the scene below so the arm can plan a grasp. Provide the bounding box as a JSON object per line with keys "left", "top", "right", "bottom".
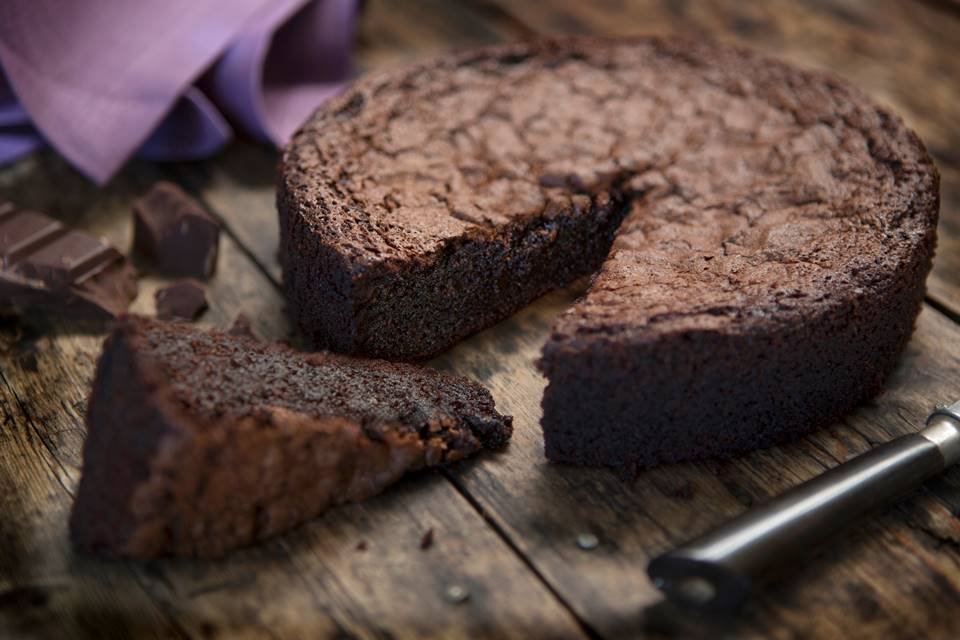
{"left": 227, "top": 313, "right": 259, "bottom": 340}
{"left": 0, "top": 201, "right": 138, "bottom": 320}
{"left": 155, "top": 280, "right": 207, "bottom": 321}
{"left": 133, "top": 182, "right": 220, "bottom": 279}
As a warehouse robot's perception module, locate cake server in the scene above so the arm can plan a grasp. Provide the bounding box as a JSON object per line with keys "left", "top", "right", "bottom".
{"left": 647, "top": 399, "right": 960, "bottom": 612}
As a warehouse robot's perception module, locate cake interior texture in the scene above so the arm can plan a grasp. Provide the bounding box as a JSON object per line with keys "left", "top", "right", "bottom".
{"left": 279, "top": 36, "right": 938, "bottom": 468}
{"left": 70, "top": 316, "right": 511, "bottom": 557}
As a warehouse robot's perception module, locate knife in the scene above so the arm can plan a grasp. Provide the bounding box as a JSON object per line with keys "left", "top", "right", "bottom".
{"left": 647, "top": 399, "right": 960, "bottom": 612}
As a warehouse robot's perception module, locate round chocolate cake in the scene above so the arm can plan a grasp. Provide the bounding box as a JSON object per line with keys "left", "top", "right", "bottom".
{"left": 279, "top": 36, "right": 938, "bottom": 468}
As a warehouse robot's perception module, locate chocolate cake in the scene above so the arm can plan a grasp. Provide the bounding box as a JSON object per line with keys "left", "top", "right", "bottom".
{"left": 278, "top": 37, "right": 938, "bottom": 468}
{"left": 70, "top": 315, "right": 512, "bottom": 557}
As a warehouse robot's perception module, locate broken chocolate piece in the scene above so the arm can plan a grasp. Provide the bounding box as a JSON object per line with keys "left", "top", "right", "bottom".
{"left": 227, "top": 312, "right": 259, "bottom": 340}
{"left": 155, "top": 280, "right": 207, "bottom": 321}
{"left": 133, "top": 182, "right": 220, "bottom": 279}
{"left": 0, "top": 200, "right": 138, "bottom": 320}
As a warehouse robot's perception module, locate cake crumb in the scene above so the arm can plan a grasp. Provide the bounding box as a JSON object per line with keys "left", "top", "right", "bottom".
{"left": 444, "top": 584, "right": 469, "bottom": 604}
{"left": 227, "top": 313, "right": 259, "bottom": 340}
{"left": 419, "top": 528, "right": 434, "bottom": 550}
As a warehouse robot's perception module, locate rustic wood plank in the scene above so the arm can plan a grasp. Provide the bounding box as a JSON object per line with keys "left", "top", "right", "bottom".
{"left": 928, "top": 163, "right": 960, "bottom": 318}
{"left": 0, "top": 151, "right": 586, "bottom": 639}
{"left": 474, "top": 0, "right": 960, "bottom": 319}
{"left": 355, "top": 0, "right": 528, "bottom": 70}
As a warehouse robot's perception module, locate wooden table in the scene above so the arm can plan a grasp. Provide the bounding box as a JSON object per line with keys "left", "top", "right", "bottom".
{"left": 2, "top": 1, "right": 959, "bottom": 638}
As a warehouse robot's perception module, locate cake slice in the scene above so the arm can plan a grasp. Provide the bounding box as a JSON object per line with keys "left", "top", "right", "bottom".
{"left": 70, "top": 315, "right": 512, "bottom": 558}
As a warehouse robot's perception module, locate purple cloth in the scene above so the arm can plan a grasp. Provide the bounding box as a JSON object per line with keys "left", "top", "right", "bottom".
{"left": 0, "top": 0, "right": 357, "bottom": 184}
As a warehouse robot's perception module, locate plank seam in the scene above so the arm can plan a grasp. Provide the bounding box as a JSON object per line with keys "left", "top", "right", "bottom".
{"left": 925, "top": 294, "right": 960, "bottom": 325}
{"left": 441, "top": 469, "right": 603, "bottom": 640}
{"left": 457, "top": 0, "right": 542, "bottom": 38}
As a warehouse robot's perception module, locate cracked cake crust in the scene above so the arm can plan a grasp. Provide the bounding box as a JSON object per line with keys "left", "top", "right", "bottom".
{"left": 279, "top": 36, "right": 938, "bottom": 467}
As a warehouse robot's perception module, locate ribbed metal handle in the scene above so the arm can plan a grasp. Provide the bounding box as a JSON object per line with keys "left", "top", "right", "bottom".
{"left": 647, "top": 400, "right": 960, "bottom": 612}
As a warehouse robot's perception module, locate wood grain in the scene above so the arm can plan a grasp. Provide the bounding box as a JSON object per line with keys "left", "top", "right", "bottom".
{"left": 355, "top": 0, "right": 529, "bottom": 70}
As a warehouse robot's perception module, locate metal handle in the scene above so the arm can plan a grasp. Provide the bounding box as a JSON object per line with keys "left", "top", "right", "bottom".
{"left": 647, "top": 400, "right": 960, "bottom": 612}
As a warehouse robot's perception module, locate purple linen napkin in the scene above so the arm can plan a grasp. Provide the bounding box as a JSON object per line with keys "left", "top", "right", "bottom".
{"left": 0, "top": 0, "right": 357, "bottom": 184}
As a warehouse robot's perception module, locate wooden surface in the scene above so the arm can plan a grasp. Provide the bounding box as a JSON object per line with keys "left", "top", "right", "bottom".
{"left": 1, "top": 1, "right": 959, "bottom": 638}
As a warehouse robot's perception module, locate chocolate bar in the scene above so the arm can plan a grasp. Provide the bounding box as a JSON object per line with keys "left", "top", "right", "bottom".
{"left": 0, "top": 201, "right": 138, "bottom": 320}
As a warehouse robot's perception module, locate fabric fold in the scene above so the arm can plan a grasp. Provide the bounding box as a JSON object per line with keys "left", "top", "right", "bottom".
{"left": 0, "top": 72, "right": 45, "bottom": 164}
{"left": 204, "top": 0, "right": 355, "bottom": 145}
{"left": 138, "top": 88, "right": 234, "bottom": 161}
{"left": 0, "top": 0, "right": 358, "bottom": 183}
